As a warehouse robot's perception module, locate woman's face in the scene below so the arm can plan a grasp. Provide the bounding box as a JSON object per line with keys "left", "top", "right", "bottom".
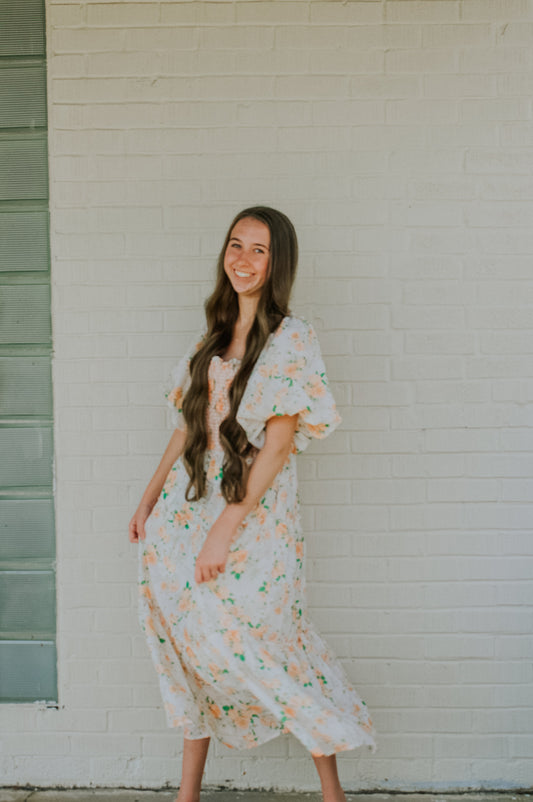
{"left": 224, "top": 216, "right": 271, "bottom": 300}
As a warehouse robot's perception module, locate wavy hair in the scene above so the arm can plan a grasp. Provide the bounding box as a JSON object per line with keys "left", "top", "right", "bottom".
{"left": 181, "top": 206, "right": 299, "bottom": 503}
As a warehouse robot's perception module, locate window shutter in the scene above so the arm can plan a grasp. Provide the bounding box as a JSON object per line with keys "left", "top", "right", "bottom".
{"left": 0, "top": 0, "right": 57, "bottom": 703}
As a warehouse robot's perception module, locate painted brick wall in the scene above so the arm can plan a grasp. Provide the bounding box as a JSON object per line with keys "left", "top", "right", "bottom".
{"left": 3, "top": 0, "right": 533, "bottom": 792}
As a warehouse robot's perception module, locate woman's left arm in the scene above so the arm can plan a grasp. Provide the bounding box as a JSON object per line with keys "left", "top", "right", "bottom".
{"left": 194, "top": 413, "right": 298, "bottom": 584}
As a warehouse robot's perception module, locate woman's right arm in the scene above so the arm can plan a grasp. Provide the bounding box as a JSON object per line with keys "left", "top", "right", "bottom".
{"left": 128, "top": 427, "right": 187, "bottom": 543}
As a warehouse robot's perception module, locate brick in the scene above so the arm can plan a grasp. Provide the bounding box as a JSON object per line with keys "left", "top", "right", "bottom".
{"left": 314, "top": 50, "right": 384, "bottom": 76}
{"left": 311, "top": 3, "right": 382, "bottom": 24}
{"left": 392, "top": 306, "right": 465, "bottom": 330}
{"left": 87, "top": 4, "right": 160, "bottom": 27}
{"left": 461, "top": 0, "right": 532, "bottom": 20}
{"left": 238, "top": 2, "right": 309, "bottom": 24}
{"left": 423, "top": 22, "right": 492, "bottom": 47}
{"left": 161, "top": 3, "right": 234, "bottom": 25}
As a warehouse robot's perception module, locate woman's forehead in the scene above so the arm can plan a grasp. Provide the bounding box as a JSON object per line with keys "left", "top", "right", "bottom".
{"left": 230, "top": 216, "right": 270, "bottom": 245}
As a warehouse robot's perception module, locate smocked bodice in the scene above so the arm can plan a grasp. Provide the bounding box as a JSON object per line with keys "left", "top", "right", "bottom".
{"left": 207, "top": 355, "right": 241, "bottom": 453}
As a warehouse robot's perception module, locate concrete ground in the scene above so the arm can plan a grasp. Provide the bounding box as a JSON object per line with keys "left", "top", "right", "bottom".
{"left": 0, "top": 791, "right": 531, "bottom": 802}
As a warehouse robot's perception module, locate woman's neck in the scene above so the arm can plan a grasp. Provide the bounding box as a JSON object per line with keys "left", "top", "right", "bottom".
{"left": 236, "top": 295, "right": 259, "bottom": 333}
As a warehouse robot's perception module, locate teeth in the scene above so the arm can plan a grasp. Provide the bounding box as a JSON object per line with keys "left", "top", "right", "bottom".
{"left": 235, "top": 270, "right": 251, "bottom": 277}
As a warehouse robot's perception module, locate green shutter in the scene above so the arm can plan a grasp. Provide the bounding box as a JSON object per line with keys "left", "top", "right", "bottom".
{"left": 0, "top": 0, "right": 56, "bottom": 703}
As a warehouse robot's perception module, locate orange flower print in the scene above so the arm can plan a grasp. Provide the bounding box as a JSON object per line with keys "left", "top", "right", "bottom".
{"left": 143, "top": 544, "right": 158, "bottom": 565}
{"left": 271, "top": 561, "right": 285, "bottom": 580}
{"left": 307, "top": 374, "right": 326, "bottom": 399}
{"left": 223, "top": 629, "right": 242, "bottom": 650}
{"left": 167, "top": 386, "right": 182, "bottom": 408}
{"left": 163, "top": 555, "right": 176, "bottom": 572}
{"left": 144, "top": 614, "right": 156, "bottom": 634}
{"left": 178, "top": 587, "right": 192, "bottom": 612}
{"left": 305, "top": 422, "right": 327, "bottom": 436}
{"left": 207, "top": 457, "right": 218, "bottom": 480}
{"left": 174, "top": 506, "right": 193, "bottom": 528}
{"left": 139, "top": 584, "right": 152, "bottom": 600}
{"left": 284, "top": 359, "right": 305, "bottom": 379}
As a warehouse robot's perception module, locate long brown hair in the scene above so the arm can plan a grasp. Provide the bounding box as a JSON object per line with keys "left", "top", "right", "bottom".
{"left": 181, "top": 206, "right": 299, "bottom": 503}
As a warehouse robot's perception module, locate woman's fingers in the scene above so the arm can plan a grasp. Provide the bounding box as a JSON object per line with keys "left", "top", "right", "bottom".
{"left": 194, "top": 560, "right": 226, "bottom": 583}
{"left": 129, "top": 518, "right": 143, "bottom": 543}
{"left": 128, "top": 520, "right": 138, "bottom": 543}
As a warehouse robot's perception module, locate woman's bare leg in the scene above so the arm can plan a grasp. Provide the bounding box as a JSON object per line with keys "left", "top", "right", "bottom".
{"left": 175, "top": 736, "right": 211, "bottom": 802}
{"left": 312, "top": 753, "right": 347, "bottom": 802}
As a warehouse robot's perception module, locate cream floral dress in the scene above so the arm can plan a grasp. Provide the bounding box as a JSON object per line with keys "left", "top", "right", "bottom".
{"left": 138, "top": 315, "right": 376, "bottom": 756}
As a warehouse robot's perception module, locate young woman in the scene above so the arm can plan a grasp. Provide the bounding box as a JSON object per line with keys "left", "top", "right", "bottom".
{"left": 129, "top": 206, "right": 376, "bottom": 802}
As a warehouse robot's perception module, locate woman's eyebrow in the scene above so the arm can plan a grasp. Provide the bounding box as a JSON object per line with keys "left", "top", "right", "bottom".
{"left": 229, "top": 236, "right": 270, "bottom": 249}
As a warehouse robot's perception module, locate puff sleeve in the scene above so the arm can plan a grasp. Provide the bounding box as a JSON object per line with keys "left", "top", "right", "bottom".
{"left": 236, "top": 317, "right": 342, "bottom": 453}
{"left": 163, "top": 333, "right": 204, "bottom": 431}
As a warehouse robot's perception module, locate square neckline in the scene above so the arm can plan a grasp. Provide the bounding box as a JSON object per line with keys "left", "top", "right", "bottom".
{"left": 211, "top": 354, "right": 242, "bottom": 366}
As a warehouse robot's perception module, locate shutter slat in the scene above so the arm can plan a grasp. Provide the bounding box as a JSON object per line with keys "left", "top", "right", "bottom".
{"left": 0, "top": 211, "right": 49, "bottom": 272}
{"left": 0, "top": 0, "right": 46, "bottom": 57}
{"left": 0, "top": 427, "right": 53, "bottom": 487}
{"left": 0, "top": 65, "right": 47, "bottom": 128}
{"left": 0, "top": 642, "right": 57, "bottom": 702}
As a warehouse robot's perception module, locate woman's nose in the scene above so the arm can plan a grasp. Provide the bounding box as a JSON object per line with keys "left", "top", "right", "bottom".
{"left": 236, "top": 251, "right": 251, "bottom": 266}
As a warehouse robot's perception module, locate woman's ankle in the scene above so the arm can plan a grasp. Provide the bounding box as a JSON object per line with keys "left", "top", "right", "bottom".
{"left": 175, "top": 790, "right": 200, "bottom": 802}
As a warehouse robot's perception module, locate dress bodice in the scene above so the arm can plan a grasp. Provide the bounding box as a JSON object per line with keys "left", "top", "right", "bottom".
{"left": 207, "top": 355, "right": 240, "bottom": 453}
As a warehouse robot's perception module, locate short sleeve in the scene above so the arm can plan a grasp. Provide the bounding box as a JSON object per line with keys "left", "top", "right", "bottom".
{"left": 236, "top": 317, "right": 342, "bottom": 453}
{"left": 163, "top": 333, "right": 204, "bottom": 431}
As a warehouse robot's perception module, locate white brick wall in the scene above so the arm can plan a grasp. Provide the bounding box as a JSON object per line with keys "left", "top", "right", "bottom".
{"left": 3, "top": 0, "right": 532, "bottom": 792}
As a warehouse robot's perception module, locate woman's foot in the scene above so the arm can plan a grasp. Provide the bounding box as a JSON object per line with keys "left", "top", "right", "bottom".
{"left": 322, "top": 791, "right": 347, "bottom": 802}
{"left": 175, "top": 791, "right": 200, "bottom": 802}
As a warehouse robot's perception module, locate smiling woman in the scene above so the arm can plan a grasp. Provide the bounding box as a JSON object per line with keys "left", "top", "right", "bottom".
{"left": 224, "top": 216, "right": 271, "bottom": 305}
{"left": 129, "top": 206, "right": 375, "bottom": 802}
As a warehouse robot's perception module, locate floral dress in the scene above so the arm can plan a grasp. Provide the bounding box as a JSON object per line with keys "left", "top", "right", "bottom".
{"left": 138, "top": 315, "right": 376, "bottom": 756}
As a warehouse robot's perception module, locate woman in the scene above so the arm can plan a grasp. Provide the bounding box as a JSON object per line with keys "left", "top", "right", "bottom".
{"left": 129, "top": 206, "right": 376, "bottom": 802}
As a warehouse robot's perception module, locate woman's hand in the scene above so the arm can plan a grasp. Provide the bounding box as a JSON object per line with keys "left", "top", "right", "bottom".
{"left": 195, "top": 520, "right": 235, "bottom": 584}
{"left": 129, "top": 501, "right": 155, "bottom": 543}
